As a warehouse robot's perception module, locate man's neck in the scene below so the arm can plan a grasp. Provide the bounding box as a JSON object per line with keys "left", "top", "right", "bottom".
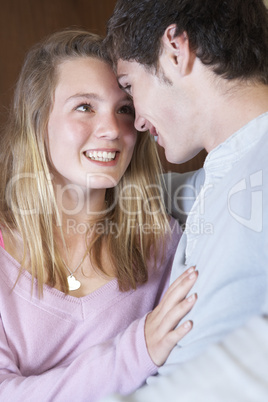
{"left": 203, "top": 82, "right": 268, "bottom": 153}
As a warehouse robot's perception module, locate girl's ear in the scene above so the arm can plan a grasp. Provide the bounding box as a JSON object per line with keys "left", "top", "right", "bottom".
{"left": 161, "top": 24, "right": 195, "bottom": 76}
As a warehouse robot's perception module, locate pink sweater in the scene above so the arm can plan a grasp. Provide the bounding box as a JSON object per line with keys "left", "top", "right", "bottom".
{"left": 0, "top": 219, "right": 181, "bottom": 401}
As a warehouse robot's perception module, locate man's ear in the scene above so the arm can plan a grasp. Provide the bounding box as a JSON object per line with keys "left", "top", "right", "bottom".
{"left": 161, "top": 24, "right": 195, "bottom": 76}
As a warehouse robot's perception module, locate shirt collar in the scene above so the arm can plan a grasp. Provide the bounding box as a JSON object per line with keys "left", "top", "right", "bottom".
{"left": 184, "top": 112, "right": 268, "bottom": 265}
{"left": 203, "top": 112, "right": 268, "bottom": 182}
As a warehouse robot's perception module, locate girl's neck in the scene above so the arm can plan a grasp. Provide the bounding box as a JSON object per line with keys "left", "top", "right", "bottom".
{"left": 54, "top": 183, "right": 108, "bottom": 263}
{"left": 55, "top": 184, "right": 107, "bottom": 227}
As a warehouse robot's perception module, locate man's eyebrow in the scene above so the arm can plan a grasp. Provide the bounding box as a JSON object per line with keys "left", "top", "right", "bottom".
{"left": 117, "top": 74, "right": 127, "bottom": 82}
{"left": 66, "top": 93, "right": 104, "bottom": 103}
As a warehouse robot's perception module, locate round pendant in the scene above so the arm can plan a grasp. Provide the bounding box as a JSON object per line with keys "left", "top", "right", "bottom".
{"left": 67, "top": 275, "right": 81, "bottom": 291}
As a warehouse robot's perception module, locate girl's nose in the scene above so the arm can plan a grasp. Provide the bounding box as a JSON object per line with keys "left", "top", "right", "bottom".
{"left": 94, "top": 114, "right": 120, "bottom": 140}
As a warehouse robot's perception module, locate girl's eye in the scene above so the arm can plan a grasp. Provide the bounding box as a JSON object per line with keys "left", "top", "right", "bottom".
{"left": 76, "top": 104, "right": 93, "bottom": 112}
{"left": 118, "top": 104, "right": 135, "bottom": 116}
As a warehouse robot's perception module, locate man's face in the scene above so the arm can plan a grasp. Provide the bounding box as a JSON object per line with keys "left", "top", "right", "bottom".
{"left": 117, "top": 57, "right": 204, "bottom": 164}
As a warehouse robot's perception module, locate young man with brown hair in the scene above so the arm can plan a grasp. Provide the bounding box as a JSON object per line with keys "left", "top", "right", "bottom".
{"left": 102, "top": 0, "right": 268, "bottom": 400}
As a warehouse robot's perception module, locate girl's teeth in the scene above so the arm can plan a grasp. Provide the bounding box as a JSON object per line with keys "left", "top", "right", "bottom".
{"left": 85, "top": 151, "right": 116, "bottom": 162}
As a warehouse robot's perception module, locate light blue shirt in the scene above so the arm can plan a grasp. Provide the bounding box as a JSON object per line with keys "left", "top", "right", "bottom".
{"left": 157, "top": 112, "right": 268, "bottom": 375}
{"left": 101, "top": 113, "right": 268, "bottom": 402}
{"left": 102, "top": 113, "right": 268, "bottom": 402}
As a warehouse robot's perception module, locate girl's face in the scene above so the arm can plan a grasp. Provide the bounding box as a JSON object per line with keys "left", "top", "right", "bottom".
{"left": 47, "top": 57, "right": 137, "bottom": 192}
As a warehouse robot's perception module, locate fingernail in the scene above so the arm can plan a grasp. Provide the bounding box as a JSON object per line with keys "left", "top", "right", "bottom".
{"left": 187, "top": 266, "right": 195, "bottom": 274}
{"left": 187, "top": 294, "right": 196, "bottom": 302}
{"left": 188, "top": 271, "right": 197, "bottom": 280}
{"left": 184, "top": 321, "right": 191, "bottom": 329}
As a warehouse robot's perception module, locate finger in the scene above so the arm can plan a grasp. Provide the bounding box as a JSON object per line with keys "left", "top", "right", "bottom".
{"left": 159, "top": 270, "right": 198, "bottom": 316}
{"left": 160, "top": 293, "right": 198, "bottom": 334}
{"left": 162, "top": 269, "right": 198, "bottom": 305}
{"left": 163, "top": 320, "right": 194, "bottom": 353}
{"left": 170, "top": 270, "right": 198, "bottom": 300}
{"left": 167, "top": 266, "right": 196, "bottom": 293}
{"left": 153, "top": 320, "right": 194, "bottom": 366}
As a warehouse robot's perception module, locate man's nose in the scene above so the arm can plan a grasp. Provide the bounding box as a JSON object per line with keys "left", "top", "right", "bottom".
{"left": 134, "top": 112, "right": 151, "bottom": 132}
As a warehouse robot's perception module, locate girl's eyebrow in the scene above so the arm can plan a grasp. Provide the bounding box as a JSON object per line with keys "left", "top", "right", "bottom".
{"left": 65, "top": 92, "right": 132, "bottom": 104}
{"left": 65, "top": 93, "right": 104, "bottom": 103}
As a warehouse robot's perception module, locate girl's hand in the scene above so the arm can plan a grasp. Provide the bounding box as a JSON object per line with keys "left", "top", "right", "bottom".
{"left": 145, "top": 266, "right": 198, "bottom": 366}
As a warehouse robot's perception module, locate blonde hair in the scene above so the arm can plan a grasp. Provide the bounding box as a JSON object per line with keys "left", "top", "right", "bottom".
{"left": 0, "top": 28, "right": 169, "bottom": 294}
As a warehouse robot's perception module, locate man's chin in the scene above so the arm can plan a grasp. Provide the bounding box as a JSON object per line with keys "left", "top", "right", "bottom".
{"left": 165, "top": 148, "right": 205, "bottom": 165}
{"left": 165, "top": 152, "right": 191, "bottom": 165}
